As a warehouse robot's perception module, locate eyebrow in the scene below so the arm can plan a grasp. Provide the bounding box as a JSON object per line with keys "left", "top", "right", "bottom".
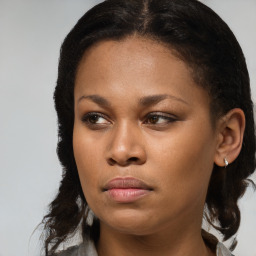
{"left": 78, "top": 95, "right": 111, "bottom": 107}
{"left": 78, "top": 94, "right": 189, "bottom": 107}
{"left": 139, "top": 94, "right": 189, "bottom": 106}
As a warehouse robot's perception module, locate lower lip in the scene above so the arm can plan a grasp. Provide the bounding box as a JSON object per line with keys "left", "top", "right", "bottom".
{"left": 106, "top": 188, "right": 151, "bottom": 203}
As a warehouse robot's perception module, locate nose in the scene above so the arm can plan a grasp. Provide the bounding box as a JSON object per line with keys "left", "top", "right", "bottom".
{"left": 106, "top": 122, "right": 147, "bottom": 166}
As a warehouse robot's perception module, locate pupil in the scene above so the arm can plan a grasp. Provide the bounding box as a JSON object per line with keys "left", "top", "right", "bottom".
{"left": 89, "top": 115, "right": 99, "bottom": 123}
{"left": 150, "top": 116, "right": 158, "bottom": 123}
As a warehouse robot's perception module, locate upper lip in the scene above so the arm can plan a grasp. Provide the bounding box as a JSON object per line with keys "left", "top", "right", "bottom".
{"left": 103, "top": 177, "right": 153, "bottom": 191}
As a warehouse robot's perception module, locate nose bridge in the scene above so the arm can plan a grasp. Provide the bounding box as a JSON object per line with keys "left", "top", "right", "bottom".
{"left": 106, "top": 119, "right": 146, "bottom": 165}
{"left": 110, "top": 120, "right": 140, "bottom": 153}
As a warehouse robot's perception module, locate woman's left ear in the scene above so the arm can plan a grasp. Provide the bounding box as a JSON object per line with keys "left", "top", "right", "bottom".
{"left": 214, "top": 108, "right": 245, "bottom": 167}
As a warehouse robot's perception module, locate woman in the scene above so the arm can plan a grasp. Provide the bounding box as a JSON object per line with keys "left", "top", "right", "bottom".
{"left": 41, "top": 0, "right": 256, "bottom": 255}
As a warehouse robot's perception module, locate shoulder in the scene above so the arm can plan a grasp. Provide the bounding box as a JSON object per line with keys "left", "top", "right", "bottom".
{"left": 54, "top": 238, "right": 98, "bottom": 256}
{"left": 54, "top": 245, "right": 79, "bottom": 256}
{"left": 216, "top": 242, "right": 235, "bottom": 256}
{"left": 55, "top": 239, "right": 234, "bottom": 256}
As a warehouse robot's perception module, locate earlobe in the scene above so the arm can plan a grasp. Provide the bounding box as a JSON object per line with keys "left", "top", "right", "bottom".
{"left": 214, "top": 108, "right": 245, "bottom": 167}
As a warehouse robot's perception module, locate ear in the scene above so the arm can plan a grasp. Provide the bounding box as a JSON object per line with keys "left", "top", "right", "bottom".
{"left": 214, "top": 108, "right": 245, "bottom": 167}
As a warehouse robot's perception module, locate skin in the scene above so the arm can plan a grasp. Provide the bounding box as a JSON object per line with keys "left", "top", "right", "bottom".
{"left": 73, "top": 36, "right": 245, "bottom": 256}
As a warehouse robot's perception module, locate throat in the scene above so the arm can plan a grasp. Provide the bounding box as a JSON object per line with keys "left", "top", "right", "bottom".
{"left": 96, "top": 223, "right": 215, "bottom": 256}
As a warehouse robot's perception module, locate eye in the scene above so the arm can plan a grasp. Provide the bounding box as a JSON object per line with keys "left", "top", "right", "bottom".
{"left": 144, "top": 113, "right": 176, "bottom": 125}
{"left": 81, "top": 112, "right": 110, "bottom": 126}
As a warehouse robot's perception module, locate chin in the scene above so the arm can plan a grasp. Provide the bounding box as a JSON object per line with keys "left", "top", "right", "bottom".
{"left": 101, "top": 209, "right": 158, "bottom": 235}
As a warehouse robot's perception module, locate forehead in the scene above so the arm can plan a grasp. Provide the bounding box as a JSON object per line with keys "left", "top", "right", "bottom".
{"left": 76, "top": 37, "right": 190, "bottom": 85}
{"left": 80, "top": 36, "right": 174, "bottom": 65}
{"left": 74, "top": 36, "right": 210, "bottom": 110}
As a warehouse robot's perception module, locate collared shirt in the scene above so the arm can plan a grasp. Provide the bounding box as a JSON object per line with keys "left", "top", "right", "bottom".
{"left": 56, "top": 238, "right": 234, "bottom": 256}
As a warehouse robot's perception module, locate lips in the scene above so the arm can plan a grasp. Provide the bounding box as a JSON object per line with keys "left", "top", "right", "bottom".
{"left": 103, "top": 177, "right": 153, "bottom": 203}
{"left": 104, "top": 177, "right": 152, "bottom": 190}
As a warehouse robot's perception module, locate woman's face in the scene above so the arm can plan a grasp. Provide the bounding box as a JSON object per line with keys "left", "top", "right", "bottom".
{"left": 73, "top": 36, "right": 219, "bottom": 235}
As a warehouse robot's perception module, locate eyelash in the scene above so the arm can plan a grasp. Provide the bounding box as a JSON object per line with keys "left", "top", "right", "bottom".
{"left": 81, "top": 112, "right": 177, "bottom": 128}
{"left": 81, "top": 112, "right": 109, "bottom": 126}
{"left": 144, "top": 113, "right": 177, "bottom": 125}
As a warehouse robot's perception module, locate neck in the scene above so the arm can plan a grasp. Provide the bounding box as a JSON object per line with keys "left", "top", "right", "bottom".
{"left": 96, "top": 222, "right": 215, "bottom": 256}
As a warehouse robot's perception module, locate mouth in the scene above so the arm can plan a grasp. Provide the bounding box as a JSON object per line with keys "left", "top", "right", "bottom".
{"left": 103, "top": 177, "right": 153, "bottom": 203}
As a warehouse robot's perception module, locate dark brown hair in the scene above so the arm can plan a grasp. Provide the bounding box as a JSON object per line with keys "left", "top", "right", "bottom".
{"left": 41, "top": 0, "right": 256, "bottom": 254}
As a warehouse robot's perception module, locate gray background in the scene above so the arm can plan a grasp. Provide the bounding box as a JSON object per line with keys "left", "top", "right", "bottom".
{"left": 0, "top": 0, "right": 255, "bottom": 255}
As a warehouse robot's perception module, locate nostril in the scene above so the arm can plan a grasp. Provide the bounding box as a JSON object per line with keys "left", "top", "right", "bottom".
{"left": 107, "top": 158, "right": 116, "bottom": 166}
{"left": 107, "top": 156, "right": 140, "bottom": 166}
{"left": 128, "top": 157, "right": 139, "bottom": 162}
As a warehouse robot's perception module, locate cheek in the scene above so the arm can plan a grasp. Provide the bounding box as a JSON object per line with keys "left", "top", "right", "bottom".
{"left": 149, "top": 123, "right": 215, "bottom": 202}
{"left": 73, "top": 128, "right": 102, "bottom": 199}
